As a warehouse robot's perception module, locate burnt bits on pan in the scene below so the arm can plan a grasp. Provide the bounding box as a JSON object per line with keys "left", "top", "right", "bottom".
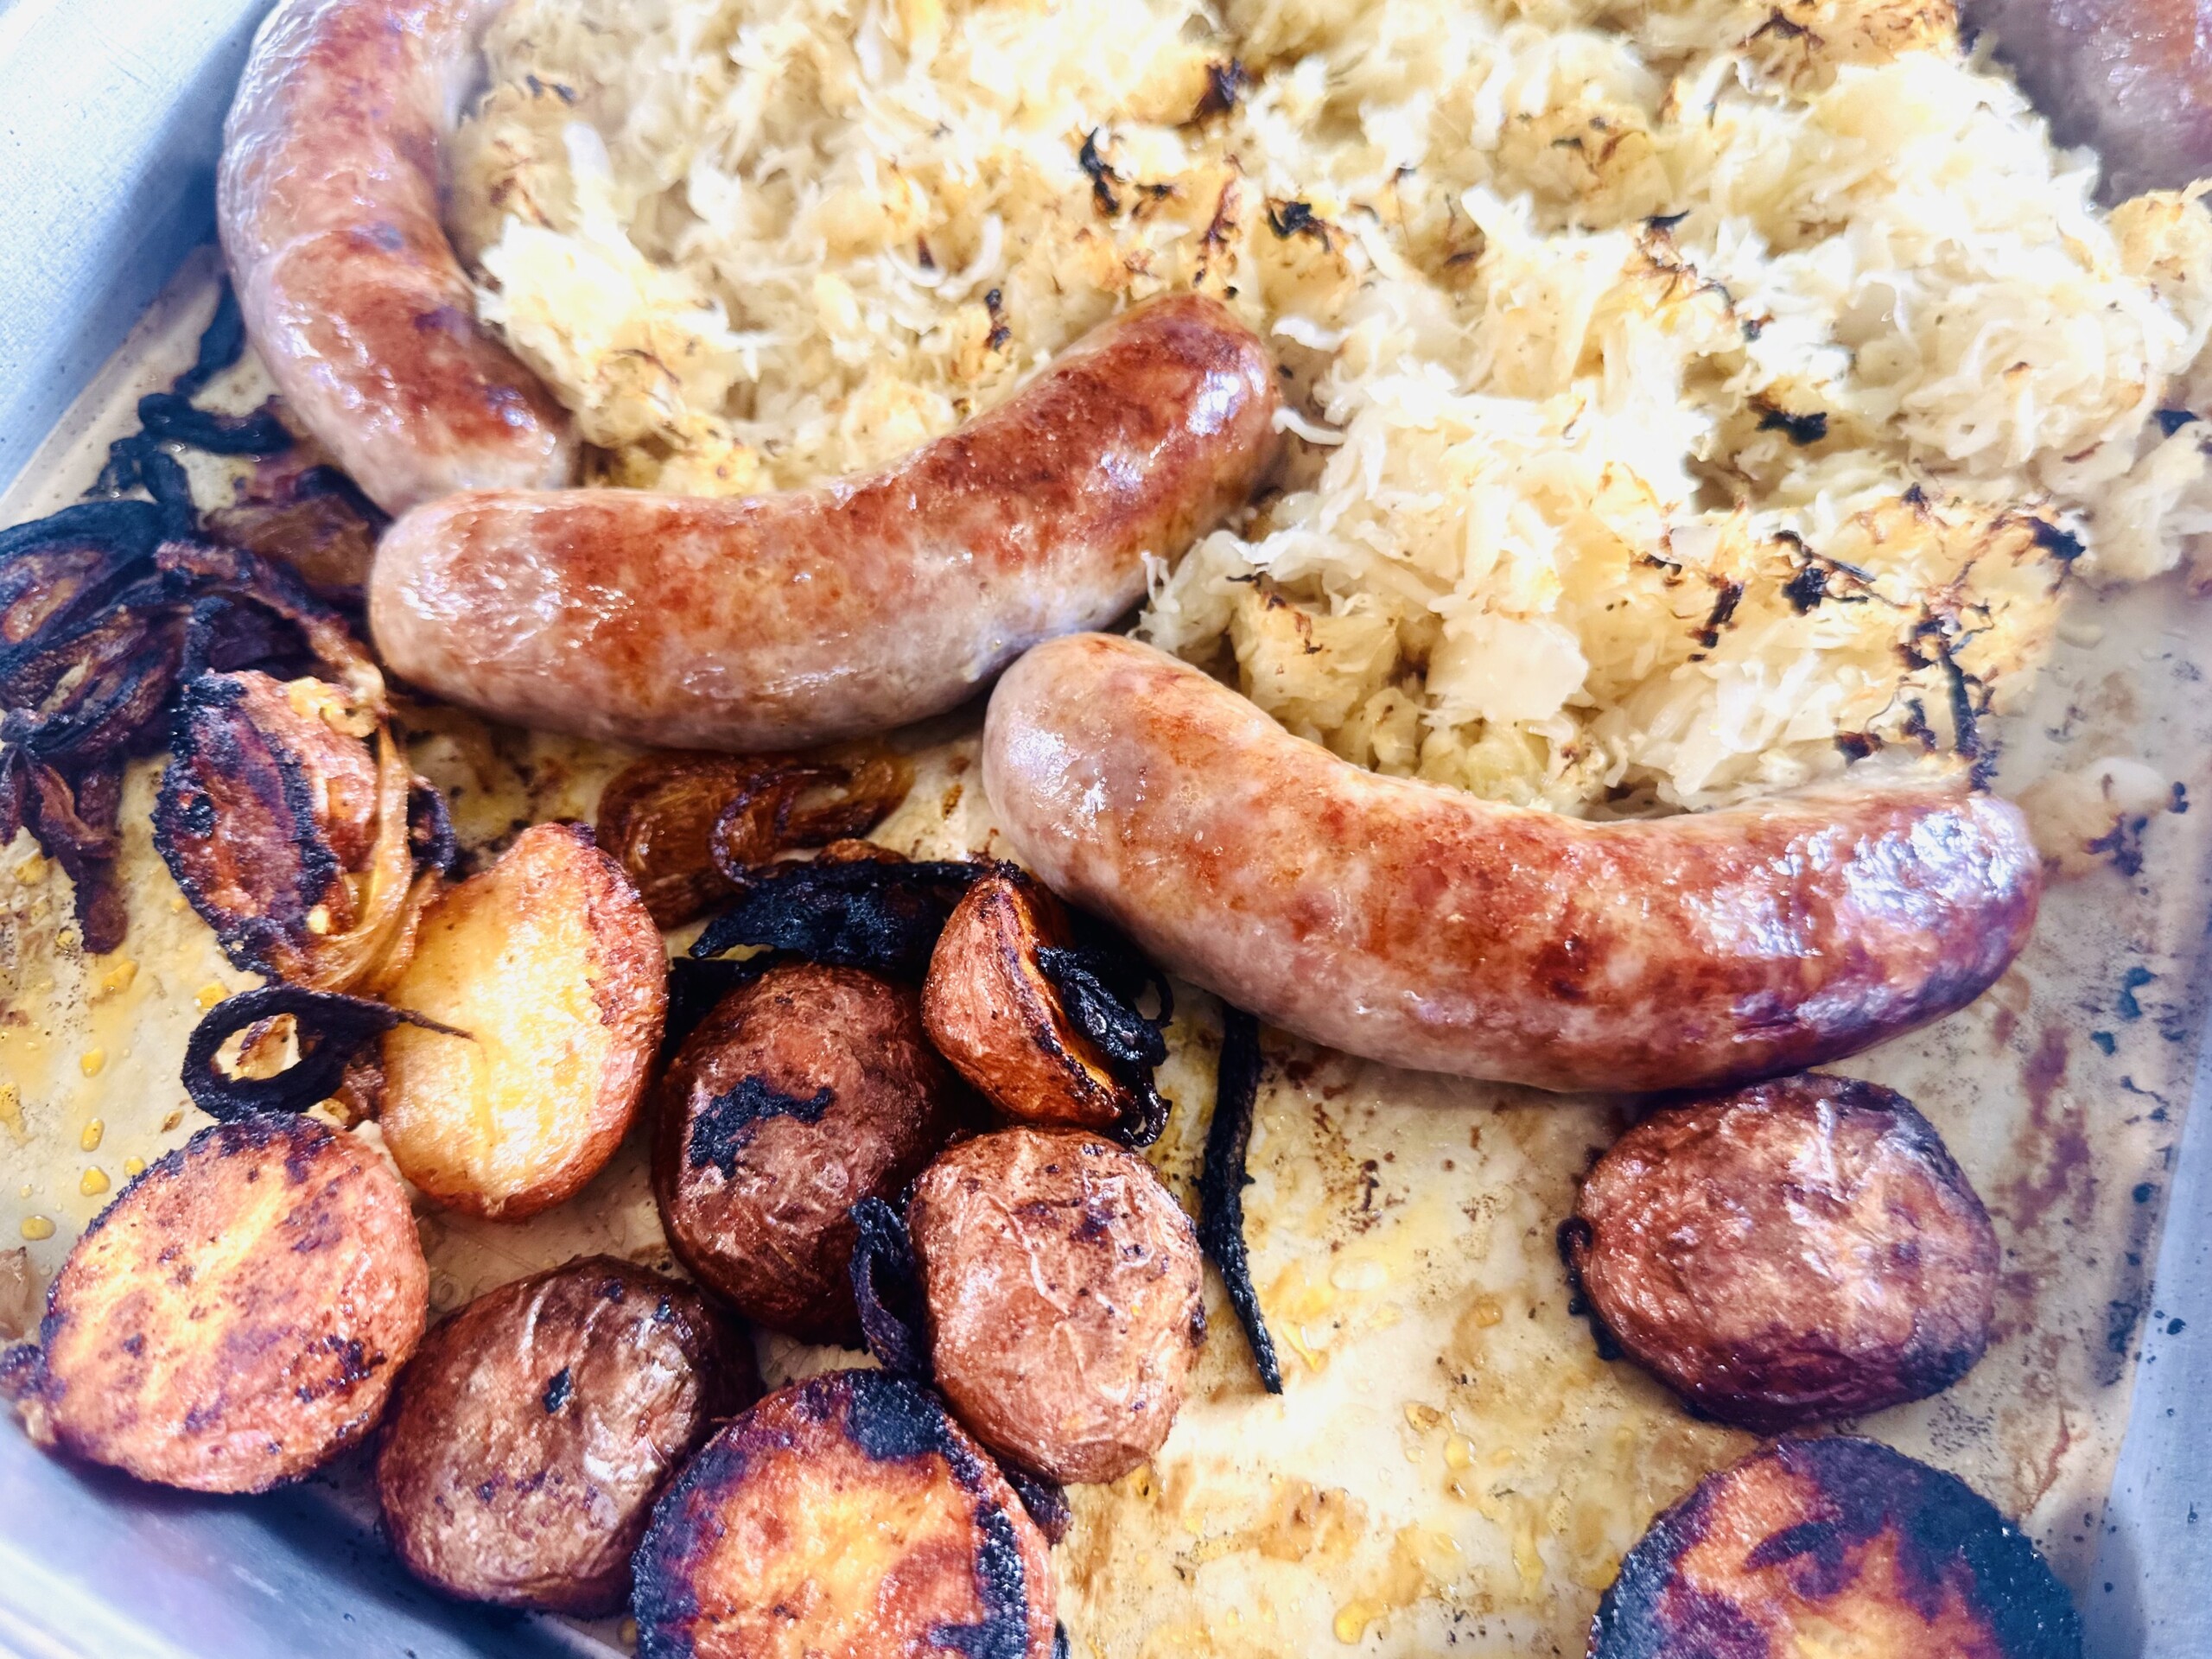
{"left": 630, "top": 1369, "right": 1058, "bottom": 1659}
{"left": 1590, "top": 1436, "right": 2082, "bottom": 1659}
{"left": 1561, "top": 1072, "right": 1999, "bottom": 1432}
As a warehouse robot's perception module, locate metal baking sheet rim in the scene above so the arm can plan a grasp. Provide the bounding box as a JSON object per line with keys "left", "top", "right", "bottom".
{"left": 0, "top": 3, "right": 2204, "bottom": 1655}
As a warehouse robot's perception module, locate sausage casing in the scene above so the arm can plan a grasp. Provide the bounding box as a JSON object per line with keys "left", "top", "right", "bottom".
{"left": 1969, "top": 0, "right": 2212, "bottom": 196}
{"left": 218, "top": 0, "right": 575, "bottom": 513}
{"left": 982, "top": 632, "right": 2041, "bottom": 1095}
{"left": 369, "top": 295, "right": 1279, "bottom": 750}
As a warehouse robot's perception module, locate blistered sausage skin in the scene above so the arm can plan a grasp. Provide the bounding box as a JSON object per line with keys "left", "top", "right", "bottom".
{"left": 369, "top": 295, "right": 1279, "bottom": 751}
{"left": 218, "top": 0, "right": 575, "bottom": 514}
{"left": 984, "top": 633, "right": 2042, "bottom": 1095}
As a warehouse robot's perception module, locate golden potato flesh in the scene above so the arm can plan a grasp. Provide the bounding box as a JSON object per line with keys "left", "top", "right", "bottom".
{"left": 631, "top": 1369, "right": 1056, "bottom": 1659}
{"left": 1591, "top": 1436, "right": 2082, "bottom": 1658}
{"left": 922, "top": 873, "right": 1131, "bottom": 1131}
{"left": 15, "top": 1112, "right": 428, "bottom": 1493}
{"left": 909, "top": 1128, "right": 1205, "bottom": 1484}
{"left": 375, "top": 1257, "right": 758, "bottom": 1615}
{"left": 381, "top": 823, "right": 667, "bottom": 1219}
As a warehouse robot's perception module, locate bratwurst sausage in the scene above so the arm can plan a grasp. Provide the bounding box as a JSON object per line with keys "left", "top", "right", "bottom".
{"left": 982, "top": 633, "right": 2040, "bottom": 1095}
{"left": 219, "top": 0, "right": 574, "bottom": 514}
{"left": 369, "top": 295, "right": 1278, "bottom": 750}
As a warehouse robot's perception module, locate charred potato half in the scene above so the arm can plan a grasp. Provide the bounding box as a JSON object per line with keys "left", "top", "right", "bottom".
{"left": 1564, "top": 1073, "right": 1999, "bottom": 1432}
{"left": 654, "top": 962, "right": 960, "bottom": 1343}
{"left": 632, "top": 1369, "right": 1056, "bottom": 1659}
{"left": 375, "top": 1256, "right": 758, "bottom": 1615}
{"left": 155, "top": 670, "right": 379, "bottom": 976}
{"left": 923, "top": 872, "right": 1134, "bottom": 1131}
{"left": 909, "top": 1127, "right": 1205, "bottom": 1484}
{"left": 1591, "top": 1436, "right": 2082, "bottom": 1658}
{"left": 382, "top": 822, "right": 667, "bottom": 1220}
{"left": 13, "top": 1112, "right": 427, "bottom": 1492}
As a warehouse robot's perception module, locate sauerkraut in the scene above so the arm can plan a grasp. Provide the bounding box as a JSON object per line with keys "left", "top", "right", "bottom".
{"left": 451, "top": 0, "right": 2212, "bottom": 811}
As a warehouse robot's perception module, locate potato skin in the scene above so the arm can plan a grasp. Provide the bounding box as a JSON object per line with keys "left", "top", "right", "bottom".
{"left": 653, "top": 963, "right": 960, "bottom": 1343}
{"left": 16, "top": 1112, "right": 427, "bottom": 1493}
{"left": 632, "top": 1369, "right": 1056, "bottom": 1659}
{"left": 374, "top": 1256, "right": 758, "bottom": 1615}
{"left": 909, "top": 1127, "right": 1205, "bottom": 1484}
{"left": 1565, "top": 1073, "right": 1999, "bottom": 1433}
{"left": 922, "top": 873, "right": 1128, "bottom": 1130}
{"left": 1591, "top": 1436, "right": 2082, "bottom": 1658}
{"left": 382, "top": 822, "right": 667, "bottom": 1220}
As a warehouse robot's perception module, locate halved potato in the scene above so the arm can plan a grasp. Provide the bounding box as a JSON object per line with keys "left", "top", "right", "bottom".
{"left": 381, "top": 823, "right": 667, "bottom": 1219}
{"left": 631, "top": 1369, "right": 1057, "bottom": 1659}
{"left": 12, "top": 1112, "right": 427, "bottom": 1493}
{"left": 909, "top": 1128, "right": 1205, "bottom": 1484}
{"left": 653, "top": 963, "right": 960, "bottom": 1343}
{"left": 1591, "top": 1436, "right": 2082, "bottom": 1658}
{"left": 922, "top": 873, "right": 1132, "bottom": 1131}
{"left": 1564, "top": 1072, "right": 1999, "bottom": 1431}
{"left": 375, "top": 1256, "right": 758, "bottom": 1615}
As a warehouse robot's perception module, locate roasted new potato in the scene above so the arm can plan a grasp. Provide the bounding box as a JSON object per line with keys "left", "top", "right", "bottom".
{"left": 631, "top": 1369, "right": 1056, "bottom": 1659}
{"left": 909, "top": 1127, "right": 1205, "bottom": 1484}
{"left": 922, "top": 871, "right": 1135, "bottom": 1131}
{"left": 1590, "top": 1436, "right": 2082, "bottom": 1658}
{"left": 1563, "top": 1072, "right": 1999, "bottom": 1432}
{"left": 11, "top": 1112, "right": 427, "bottom": 1492}
{"left": 381, "top": 822, "right": 667, "bottom": 1220}
{"left": 374, "top": 1255, "right": 758, "bottom": 1615}
{"left": 653, "top": 962, "right": 960, "bottom": 1343}
{"left": 155, "top": 669, "right": 379, "bottom": 975}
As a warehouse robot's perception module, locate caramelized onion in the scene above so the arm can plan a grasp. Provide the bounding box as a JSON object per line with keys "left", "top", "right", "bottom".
{"left": 1198, "top": 1007, "right": 1282, "bottom": 1393}
{"left": 849, "top": 1196, "right": 932, "bottom": 1382}
{"left": 690, "top": 852, "right": 992, "bottom": 980}
{"left": 181, "top": 983, "right": 460, "bottom": 1123}
{"left": 597, "top": 744, "right": 915, "bottom": 930}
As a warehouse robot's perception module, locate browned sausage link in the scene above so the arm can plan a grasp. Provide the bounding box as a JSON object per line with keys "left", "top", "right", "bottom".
{"left": 218, "top": 0, "right": 575, "bottom": 514}
{"left": 982, "top": 633, "right": 2042, "bottom": 1095}
{"left": 367, "top": 294, "right": 1281, "bottom": 751}
{"left": 1968, "top": 0, "right": 2212, "bottom": 195}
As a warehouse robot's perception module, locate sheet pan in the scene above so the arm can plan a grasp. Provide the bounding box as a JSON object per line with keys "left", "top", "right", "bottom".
{"left": 0, "top": 2, "right": 2205, "bottom": 1653}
